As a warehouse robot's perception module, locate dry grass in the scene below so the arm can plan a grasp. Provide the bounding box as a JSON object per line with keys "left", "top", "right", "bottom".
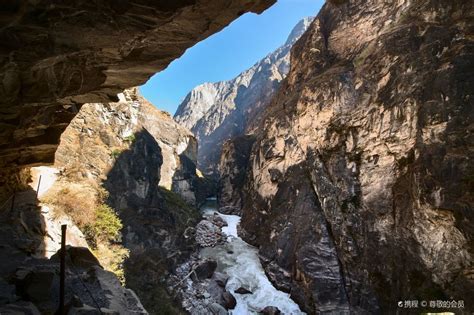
{"left": 41, "top": 180, "right": 129, "bottom": 285}
{"left": 93, "top": 243, "right": 129, "bottom": 285}
{"left": 41, "top": 182, "right": 98, "bottom": 228}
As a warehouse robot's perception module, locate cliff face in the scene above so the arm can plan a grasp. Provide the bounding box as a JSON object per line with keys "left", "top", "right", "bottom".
{"left": 56, "top": 88, "right": 203, "bottom": 206}
{"left": 0, "top": 0, "right": 275, "bottom": 183}
{"left": 217, "top": 135, "right": 256, "bottom": 214}
{"left": 235, "top": 0, "right": 473, "bottom": 313}
{"left": 174, "top": 17, "right": 313, "bottom": 175}
{"left": 52, "top": 88, "right": 208, "bottom": 313}
{"left": 0, "top": 167, "right": 147, "bottom": 314}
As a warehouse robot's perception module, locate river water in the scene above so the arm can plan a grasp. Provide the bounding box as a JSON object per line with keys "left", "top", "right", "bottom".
{"left": 199, "top": 199, "right": 305, "bottom": 315}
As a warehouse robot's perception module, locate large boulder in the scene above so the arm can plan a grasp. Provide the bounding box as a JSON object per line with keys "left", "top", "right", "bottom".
{"left": 194, "top": 260, "right": 218, "bottom": 280}
{"left": 221, "top": 292, "right": 237, "bottom": 310}
{"left": 261, "top": 306, "right": 281, "bottom": 315}
{"left": 209, "top": 302, "right": 228, "bottom": 315}
{"left": 195, "top": 220, "right": 223, "bottom": 247}
{"left": 234, "top": 287, "right": 252, "bottom": 295}
{"left": 51, "top": 246, "right": 101, "bottom": 269}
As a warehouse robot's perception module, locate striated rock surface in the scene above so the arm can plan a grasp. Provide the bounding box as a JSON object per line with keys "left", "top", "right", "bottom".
{"left": 0, "top": 0, "right": 275, "bottom": 177}
{"left": 55, "top": 88, "right": 204, "bottom": 206}
{"left": 174, "top": 17, "right": 313, "bottom": 175}
{"left": 236, "top": 0, "right": 474, "bottom": 313}
{"left": 51, "top": 88, "right": 211, "bottom": 313}
{"left": 217, "top": 135, "right": 256, "bottom": 215}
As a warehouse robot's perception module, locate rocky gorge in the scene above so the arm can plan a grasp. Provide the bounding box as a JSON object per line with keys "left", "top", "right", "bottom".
{"left": 0, "top": 0, "right": 274, "bottom": 203}
{"left": 0, "top": 1, "right": 276, "bottom": 314}
{"left": 0, "top": 0, "right": 473, "bottom": 314}
{"left": 215, "top": 0, "right": 474, "bottom": 313}
{"left": 174, "top": 17, "right": 313, "bottom": 177}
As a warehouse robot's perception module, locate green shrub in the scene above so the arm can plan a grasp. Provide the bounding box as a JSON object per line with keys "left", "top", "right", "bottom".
{"left": 84, "top": 204, "right": 122, "bottom": 247}
{"left": 123, "top": 134, "right": 136, "bottom": 143}
{"left": 158, "top": 187, "right": 200, "bottom": 233}
{"left": 110, "top": 149, "right": 123, "bottom": 159}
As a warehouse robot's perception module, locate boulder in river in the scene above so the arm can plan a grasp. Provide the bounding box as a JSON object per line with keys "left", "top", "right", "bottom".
{"left": 261, "top": 306, "right": 281, "bottom": 315}
{"left": 195, "top": 260, "right": 218, "bottom": 280}
{"left": 211, "top": 214, "right": 228, "bottom": 228}
{"left": 221, "top": 291, "right": 237, "bottom": 310}
{"left": 212, "top": 272, "right": 229, "bottom": 288}
{"left": 235, "top": 287, "right": 252, "bottom": 295}
{"left": 195, "top": 220, "right": 223, "bottom": 247}
{"left": 218, "top": 206, "right": 242, "bottom": 216}
{"left": 209, "top": 302, "right": 228, "bottom": 315}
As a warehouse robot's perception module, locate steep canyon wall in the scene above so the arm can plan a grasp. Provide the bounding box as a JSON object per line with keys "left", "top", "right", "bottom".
{"left": 220, "top": 0, "right": 473, "bottom": 313}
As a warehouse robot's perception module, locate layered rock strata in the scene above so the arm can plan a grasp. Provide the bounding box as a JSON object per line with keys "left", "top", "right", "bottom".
{"left": 227, "top": 0, "right": 474, "bottom": 313}
{"left": 55, "top": 88, "right": 204, "bottom": 206}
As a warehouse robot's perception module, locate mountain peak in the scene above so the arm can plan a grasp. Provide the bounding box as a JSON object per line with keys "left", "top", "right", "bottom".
{"left": 285, "top": 16, "right": 314, "bottom": 46}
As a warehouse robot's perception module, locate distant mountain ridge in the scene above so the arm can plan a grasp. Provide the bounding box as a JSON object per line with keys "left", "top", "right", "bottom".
{"left": 174, "top": 17, "right": 314, "bottom": 175}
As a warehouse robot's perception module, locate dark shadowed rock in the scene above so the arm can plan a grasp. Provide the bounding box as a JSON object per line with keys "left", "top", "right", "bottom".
{"left": 46, "top": 88, "right": 205, "bottom": 313}
{"left": 51, "top": 246, "right": 101, "bottom": 269}
{"left": 8, "top": 249, "right": 147, "bottom": 314}
{"left": 221, "top": 292, "right": 237, "bottom": 310}
{"left": 0, "top": 301, "right": 41, "bottom": 315}
{"left": 0, "top": 278, "right": 16, "bottom": 304}
{"left": 235, "top": 287, "right": 252, "bottom": 295}
{"left": 261, "top": 306, "right": 281, "bottom": 315}
{"left": 217, "top": 135, "right": 257, "bottom": 215}
{"left": 209, "top": 302, "right": 228, "bottom": 315}
{"left": 211, "top": 213, "right": 228, "bottom": 228}
{"left": 55, "top": 88, "right": 205, "bottom": 206}
{"left": 213, "top": 272, "right": 229, "bottom": 288}
{"left": 0, "top": 0, "right": 275, "bottom": 178}
{"left": 195, "top": 260, "right": 218, "bottom": 280}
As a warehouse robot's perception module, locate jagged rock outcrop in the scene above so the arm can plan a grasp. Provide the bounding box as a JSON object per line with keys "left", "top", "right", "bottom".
{"left": 195, "top": 220, "right": 223, "bottom": 247}
{"left": 51, "top": 88, "right": 211, "bottom": 313}
{"left": 235, "top": 0, "right": 473, "bottom": 313}
{"left": 174, "top": 17, "right": 313, "bottom": 175}
{"left": 0, "top": 0, "right": 275, "bottom": 186}
{"left": 0, "top": 178, "right": 146, "bottom": 314}
{"left": 0, "top": 246, "right": 148, "bottom": 315}
{"left": 55, "top": 88, "right": 204, "bottom": 206}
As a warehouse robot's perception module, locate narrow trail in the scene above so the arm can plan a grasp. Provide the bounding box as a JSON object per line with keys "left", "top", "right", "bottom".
{"left": 28, "top": 166, "right": 88, "bottom": 258}
{"left": 30, "top": 166, "right": 59, "bottom": 198}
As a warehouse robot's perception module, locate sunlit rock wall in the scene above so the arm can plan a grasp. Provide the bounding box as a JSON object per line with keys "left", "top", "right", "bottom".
{"left": 239, "top": 0, "right": 474, "bottom": 313}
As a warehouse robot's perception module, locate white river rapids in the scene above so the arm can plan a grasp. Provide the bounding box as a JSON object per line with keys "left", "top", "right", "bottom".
{"left": 199, "top": 199, "right": 305, "bottom": 315}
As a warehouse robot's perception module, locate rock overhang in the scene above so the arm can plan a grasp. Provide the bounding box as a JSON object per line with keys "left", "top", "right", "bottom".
{"left": 0, "top": 0, "right": 276, "bottom": 172}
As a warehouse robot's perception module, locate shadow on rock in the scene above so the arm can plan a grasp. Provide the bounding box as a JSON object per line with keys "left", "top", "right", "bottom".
{"left": 104, "top": 128, "right": 201, "bottom": 314}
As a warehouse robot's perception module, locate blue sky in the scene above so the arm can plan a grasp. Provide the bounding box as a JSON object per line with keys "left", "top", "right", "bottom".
{"left": 140, "top": 0, "right": 324, "bottom": 115}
